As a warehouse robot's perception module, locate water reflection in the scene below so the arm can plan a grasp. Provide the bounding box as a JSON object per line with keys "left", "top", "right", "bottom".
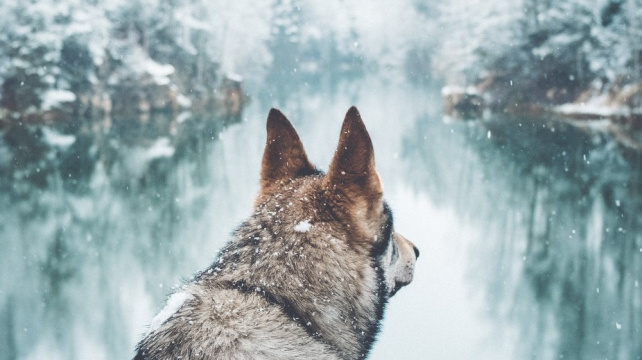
{"left": 403, "top": 113, "right": 642, "bottom": 359}
{"left": 0, "top": 112, "right": 241, "bottom": 359}
{"left": 1, "top": 78, "right": 641, "bottom": 360}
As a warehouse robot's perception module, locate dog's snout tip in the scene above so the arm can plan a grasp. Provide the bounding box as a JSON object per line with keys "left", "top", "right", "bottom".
{"left": 413, "top": 245, "right": 420, "bottom": 259}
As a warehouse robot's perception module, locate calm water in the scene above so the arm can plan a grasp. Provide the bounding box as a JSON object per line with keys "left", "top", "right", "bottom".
{"left": 1, "top": 77, "right": 641, "bottom": 359}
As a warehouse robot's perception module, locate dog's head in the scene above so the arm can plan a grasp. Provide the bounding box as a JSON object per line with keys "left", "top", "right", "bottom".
{"left": 256, "top": 106, "right": 418, "bottom": 298}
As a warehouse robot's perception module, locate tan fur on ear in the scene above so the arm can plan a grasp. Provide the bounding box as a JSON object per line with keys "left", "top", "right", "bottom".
{"left": 259, "top": 109, "right": 315, "bottom": 202}
{"left": 325, "top": 106, "right": 384, "bottom": 240}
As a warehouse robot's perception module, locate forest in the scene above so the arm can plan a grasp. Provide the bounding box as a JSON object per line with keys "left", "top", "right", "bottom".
{"left": 1, "top": 1, "right": 641, "bottom": 360}
{"left": 1, "top": 0, "right": 640, "bottom": 124}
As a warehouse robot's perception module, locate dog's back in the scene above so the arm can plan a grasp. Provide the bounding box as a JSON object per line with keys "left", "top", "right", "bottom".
{"left": 135, "top": 287, "right": 341, "bottom": 359}
{"left": 135, "top": 107, "right": 418, "bottom": 359}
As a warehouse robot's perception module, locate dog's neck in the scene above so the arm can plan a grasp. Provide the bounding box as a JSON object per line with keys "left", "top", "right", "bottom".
{"left": 201, "top": 188, "right": 388, "bottom": 359}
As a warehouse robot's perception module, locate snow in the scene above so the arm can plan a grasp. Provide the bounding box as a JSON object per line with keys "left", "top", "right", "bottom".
{"left": 176, "top": 94, "right": 192, "bottom": 108}
{"left": 111, "top": 44, "right": 177, "bottom": 86}
{"left": 41, "top": 89, "right": 76, "bottom": 111}
{"left": 147, "top": 138, "right": 176, "bottom": 159}
{"left": 2, "top": 1, "right": 641, "bottom": 359}
{"left": 122, "top": 138, "right": 176, "bottom": 179}
{"left": 555, "top": 103, "right": 626, "bottom": 117}
{"left": 147, "top": 292, "right": 193, "bottom": 335}
{"left": 567, "top": 119, "right": 612, "bottom": 131}
{"left": 65, "top": 21, "right": 93, "bottom": 36}
{"left": 144, "top": 60, "right": 175, "bottom": 85}
{"left": 174, "top": 9, "right": 210, "bottom": 31}
{"left": 294, "top": 220, "right": 312, "bottom": 233}
{"left": 225, "top": 73, "right": 244, "bottom": 82}
{"left": 441, "top": 86, "right": 464, "bottom": 96}
{"left": 441, "top": 85, "right": 480, "bottom": 96}
{"left": 42, "top": 127, "right": 76, "bottom": 148}
{"left": 177, "top": 112, "right": 191, "bottom": 123}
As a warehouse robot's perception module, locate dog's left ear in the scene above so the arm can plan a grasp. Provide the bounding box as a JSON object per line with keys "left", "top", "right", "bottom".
{"left": 325, "top": 106, "right": 384, "bottom": 239}
{"left": 259, "top": 109, "right": 315, "bottom": 200}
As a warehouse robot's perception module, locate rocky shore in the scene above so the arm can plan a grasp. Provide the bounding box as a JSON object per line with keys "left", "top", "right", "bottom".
{"left": 443, "top": 81, "right": 642, "bottom": 152}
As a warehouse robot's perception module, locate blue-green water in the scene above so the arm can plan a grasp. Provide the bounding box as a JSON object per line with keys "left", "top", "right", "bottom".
{"left": 1, "top": 77, "right": 641, "bottom": 359}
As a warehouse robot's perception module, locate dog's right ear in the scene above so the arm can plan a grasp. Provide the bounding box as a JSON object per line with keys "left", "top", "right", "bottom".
{"left": 324, "top": 106, "right": 384, "bottom": 240}
{"left": 258, "top": 109, "right": 315, "bottom": 200}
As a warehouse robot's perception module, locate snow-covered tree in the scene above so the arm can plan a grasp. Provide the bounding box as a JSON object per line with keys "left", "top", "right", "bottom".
{"left": 436, "top": 0, "right": 642, "bottom": 109}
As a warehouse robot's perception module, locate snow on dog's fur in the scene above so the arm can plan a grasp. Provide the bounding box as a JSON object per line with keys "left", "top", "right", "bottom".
{"left": 134, "top": 107, "right": 419, "bottom": 359}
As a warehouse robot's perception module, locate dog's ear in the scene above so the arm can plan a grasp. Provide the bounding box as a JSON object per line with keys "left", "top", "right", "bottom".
{"left": 259, "top": 109, "right": 315, "bottom": 198}
{"left": 325, "top": 106, "right": 384, "bottom": 239}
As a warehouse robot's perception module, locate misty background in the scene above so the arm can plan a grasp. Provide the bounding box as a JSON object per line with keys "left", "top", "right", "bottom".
{"left": 0, "top": 0, "right": 641, "bottom": 359}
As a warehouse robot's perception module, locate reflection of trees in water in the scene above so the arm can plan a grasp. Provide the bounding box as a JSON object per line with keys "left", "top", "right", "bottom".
{"left": 0, "top": 113, "right": 236, "bottom": 359}
{"left": 0, "top": 297, "right": 17, "bottom": 360}
{"left": 263, "top": 0, "right": 364, "bottom": 106}
{"left": 403, "top": 114, "right": 642, "bottom": 360}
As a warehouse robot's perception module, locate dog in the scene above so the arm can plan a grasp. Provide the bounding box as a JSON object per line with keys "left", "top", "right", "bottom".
{"left": 134, "top": 107, "right": 419, "bottom": 359}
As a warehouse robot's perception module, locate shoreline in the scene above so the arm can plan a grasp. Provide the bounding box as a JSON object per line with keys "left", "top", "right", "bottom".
{"left": 443, "top": 85, "right": 642, "bottom": 152}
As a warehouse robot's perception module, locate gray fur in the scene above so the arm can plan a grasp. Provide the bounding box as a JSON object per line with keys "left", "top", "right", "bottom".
{"left": 134, "top": 108, "right": 417, "bottom": 360}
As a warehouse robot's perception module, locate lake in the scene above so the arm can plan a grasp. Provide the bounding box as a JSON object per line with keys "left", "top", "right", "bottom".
{"left": 1, "top": 75, "right": 640, "bottom": 359}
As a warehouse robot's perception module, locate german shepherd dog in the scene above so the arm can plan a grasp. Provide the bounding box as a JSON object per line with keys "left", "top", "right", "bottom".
{"left": 134, "top": 107, "right": 419, "bottom": 359}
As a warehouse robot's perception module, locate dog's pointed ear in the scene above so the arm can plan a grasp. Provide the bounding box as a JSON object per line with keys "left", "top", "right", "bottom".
{"left": 259, "top": 109, "right": 315, "bottom": 196}
{"left": 325, "top": 107, "right": 384, "bottom": 238}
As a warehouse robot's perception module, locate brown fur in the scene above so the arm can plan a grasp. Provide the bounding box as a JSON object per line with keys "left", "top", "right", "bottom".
{"left": 134, "top": 107, "right": 418, "bottom": 360}
{"left": 256, "top": 108, "right": 316, "bottom": 205}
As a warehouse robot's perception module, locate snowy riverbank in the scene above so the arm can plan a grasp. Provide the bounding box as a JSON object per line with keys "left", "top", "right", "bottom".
{"left": 442, "top": 83, "right": 642, "bottom": 152}
{"left": 0, "top": 0, "right": 249, "bottom": 129}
